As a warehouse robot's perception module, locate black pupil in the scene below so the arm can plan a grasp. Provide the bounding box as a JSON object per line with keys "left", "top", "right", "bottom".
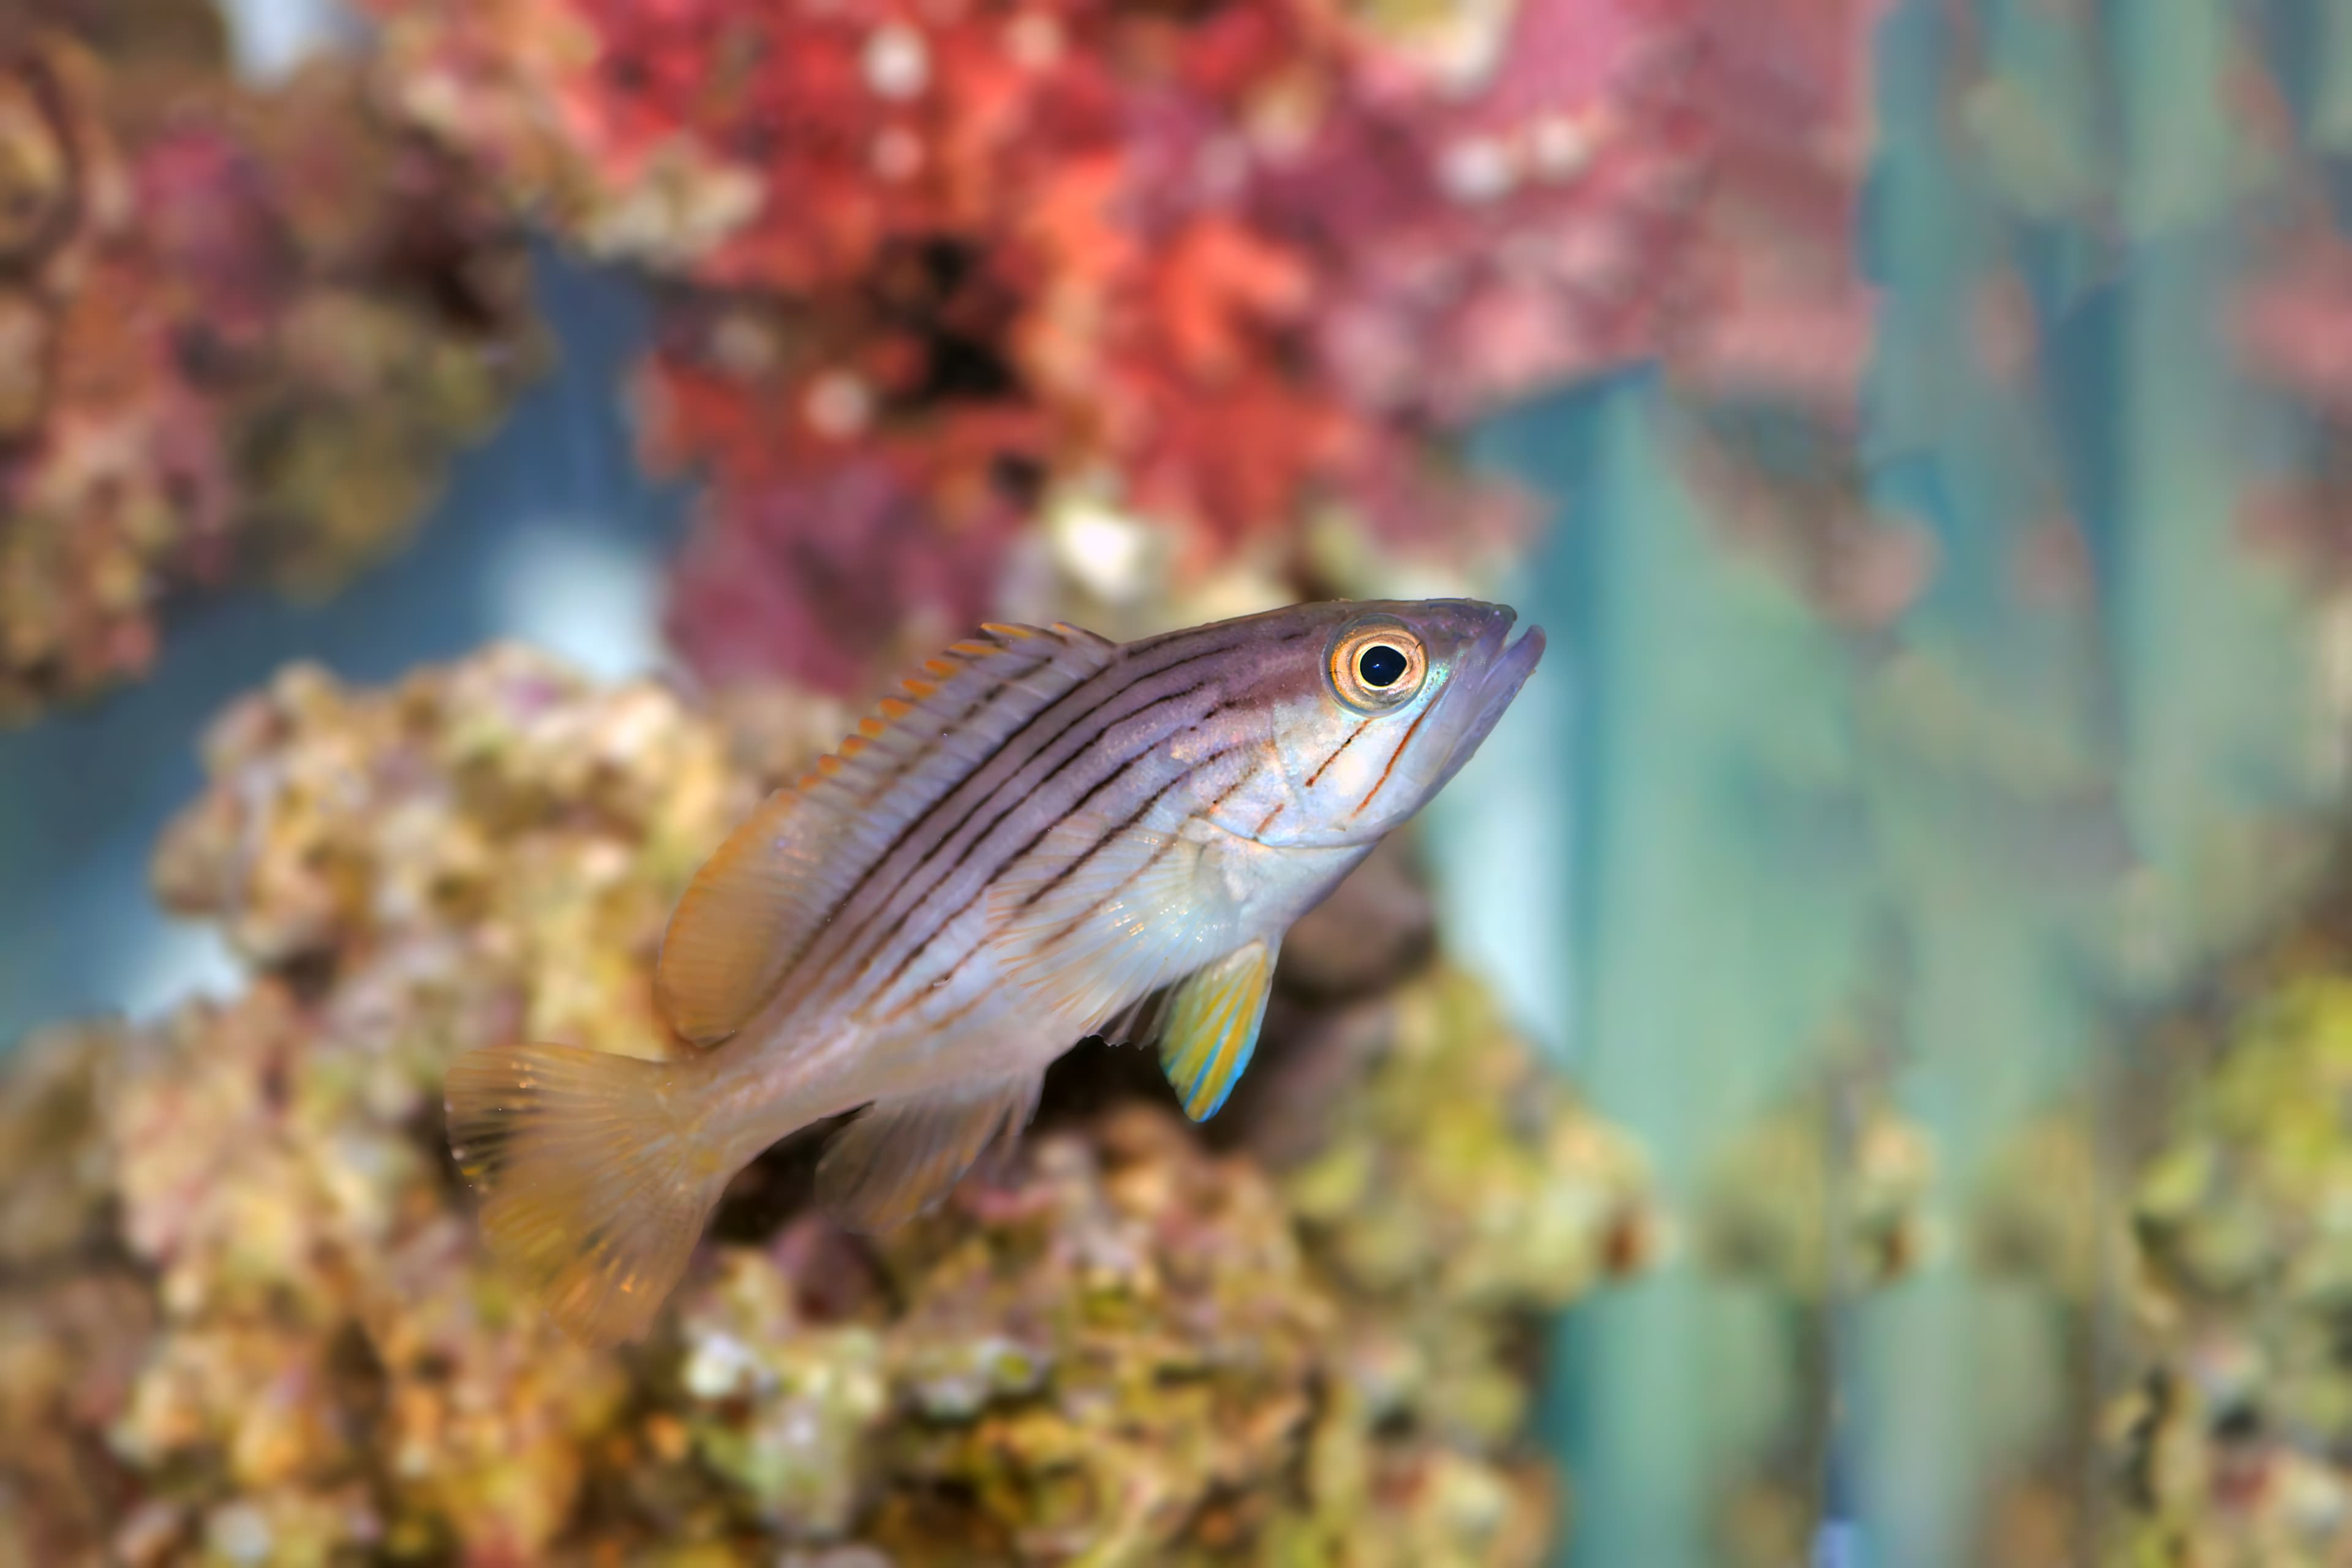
{"left": 1358, "top": 644, "right": 1409, "bottom": 688}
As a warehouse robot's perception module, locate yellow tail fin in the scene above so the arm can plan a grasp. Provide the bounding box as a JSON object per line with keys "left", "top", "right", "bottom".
{"left": 443, "top": 1043, "right": 728, "bottom": 1348}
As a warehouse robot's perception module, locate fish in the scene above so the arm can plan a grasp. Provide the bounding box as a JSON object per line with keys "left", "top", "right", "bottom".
{"left": 443, "top": 598, "right": 1545, "bottom": 1345}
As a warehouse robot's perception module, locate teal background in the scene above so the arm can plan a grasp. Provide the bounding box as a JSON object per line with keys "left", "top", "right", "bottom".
{"left": 1418, "top": 1, "right": 2352, "bottom": 1561}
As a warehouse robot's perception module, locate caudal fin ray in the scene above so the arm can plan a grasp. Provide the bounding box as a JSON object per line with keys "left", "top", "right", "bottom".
{"left": 444, "top": 1043, "right": 731, "bottom": 1348}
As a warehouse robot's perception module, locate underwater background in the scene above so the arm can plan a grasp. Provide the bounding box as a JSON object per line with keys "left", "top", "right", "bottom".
{"left": 10, "top": 0, "right": 2352, "bottom": 1564}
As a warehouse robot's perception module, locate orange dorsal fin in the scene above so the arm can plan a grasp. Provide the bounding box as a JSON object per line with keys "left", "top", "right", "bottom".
{"left": 650, "top": 785, "right": 823, "bottom": 1045}
{"left": 654, "top": 622, "right": 1117, "bottom": 1045}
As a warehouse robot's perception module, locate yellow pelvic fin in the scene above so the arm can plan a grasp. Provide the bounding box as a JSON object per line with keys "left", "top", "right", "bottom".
{"left": 443, "top": 1043, "right": 732, "bottom": 1348}
{"left": 815, "top": 1074, "right": 1041, "bottom": 1233}
{"left": 1157, "top": 938, "right": 1276, "bottom": 1122}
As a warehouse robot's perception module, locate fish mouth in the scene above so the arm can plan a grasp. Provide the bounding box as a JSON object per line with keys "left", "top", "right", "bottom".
{"left": 1426, "top": 612, "right": 1545, "bottom": 793}
{"left": 1464, "top": 620, "right": 1546, "bottom": 740}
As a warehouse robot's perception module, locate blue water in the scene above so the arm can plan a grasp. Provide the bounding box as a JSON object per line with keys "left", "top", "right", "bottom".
{"left": 0, "top": 253, "right": 687, "bottom": 1044}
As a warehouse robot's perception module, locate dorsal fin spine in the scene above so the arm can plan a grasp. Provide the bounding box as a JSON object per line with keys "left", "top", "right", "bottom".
{"left": 652, "top": 625, "right": 1114, "bottom": 1049}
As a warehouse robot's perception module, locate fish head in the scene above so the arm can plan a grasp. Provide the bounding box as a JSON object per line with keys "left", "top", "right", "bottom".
{"left": 1251, "top": 597, "right": 1545, "bottom": 848}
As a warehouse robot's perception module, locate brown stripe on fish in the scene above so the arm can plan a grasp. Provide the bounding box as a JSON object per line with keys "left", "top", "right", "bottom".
{"left": 1011, "top": 739, "right": 1250, "bottom": 914}
{"left": 1304, "top": 719, "right": 1371, "bottom": 788}
{"left": 812, "top": 634, "right": 1257, "bottom": 935}
{"left": 855, "top": 733, "right": 1249, "bottom": 1017}
{"left": 808, "top": 662, "right": 1227, "bottom": 985}
{"left": 715, "top": 641, "right": 1065, "bottom": 1029}
{"left": 846, "top": 651, "right": 1057, "bottom": 807}
{"left": 879, "top": 688, "right": 1247, "bottom": 927}
{"left": 858, "top": 741, "right": 1202, "bottom": 1014}
{"left": 1012, "top": 741, "right": 1265, "bottom": 937}
{"left": 1202, "top": 761, "right": 1262, "bottom": 816}
{"left": 753, "top": 631, "right": 1231, "bottom": 1014}
{"left": 900, "top": 984, "right": 992, "bottom": 1036}
{"left": 1036, "top": 756, "right": 1264, "bottom": 948}
{"left": 1351, "top": 705, "right": 1431, "bottom": 821}
{"left": 873, "top": 742, "right": 1257, "bottom": 1024}
{"left": 790, "top": 628, "right": 1297, "bottom": 1009}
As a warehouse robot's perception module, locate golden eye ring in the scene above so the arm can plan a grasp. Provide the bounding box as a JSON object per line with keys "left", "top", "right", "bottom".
{"left": 1328, "top": 619, "right": 1428, "bottom": 712}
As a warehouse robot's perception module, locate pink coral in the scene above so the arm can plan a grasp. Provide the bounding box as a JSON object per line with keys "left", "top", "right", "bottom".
{"left": 665, "top": 455, "right": 1020, "bottom": 692}
{"left": 2237, "top": 228, "right": 2352, "bottom": 420}
{"left": 1276, "top": 0, "right": 1711, "bottom": 423}
{"left": 372, "top": 0, "right": 1735, "bottom": 690}
{"left": 1667, "top": 0, "right": 1883, "bottom": 418}
{"left": 0, "top": 12, "right": 539, "bottom": 723}
{"left": 1659, "top": 0, "right": 1901, "bottom": 626}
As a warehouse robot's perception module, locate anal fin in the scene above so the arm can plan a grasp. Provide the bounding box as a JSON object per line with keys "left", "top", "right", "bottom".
{"left": 1157, "top": 938, "right": 1276, "bottom": 1122}
{"left": 815, "top": 1074, "right": 1042, "bottom": 1232}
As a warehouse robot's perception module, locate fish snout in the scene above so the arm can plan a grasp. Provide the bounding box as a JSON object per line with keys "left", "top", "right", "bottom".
{"left": 1436, "top": 614, "right": 1544, "bottom": 774}
{"left": 1468, "top": 602, "right": 1518, "bottom": 662}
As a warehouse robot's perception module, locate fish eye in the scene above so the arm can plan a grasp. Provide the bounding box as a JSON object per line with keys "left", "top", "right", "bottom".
{"left": 1358, "top": 644, "right": 1409, "bottom": 688}
{"left": 1328, "top": 620, "right": 1427, "bottom": 712}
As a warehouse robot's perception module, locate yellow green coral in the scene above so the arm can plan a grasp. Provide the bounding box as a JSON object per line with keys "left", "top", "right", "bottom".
{"left": 2114, "top": 970, "right": 2352, "bottom": 1561}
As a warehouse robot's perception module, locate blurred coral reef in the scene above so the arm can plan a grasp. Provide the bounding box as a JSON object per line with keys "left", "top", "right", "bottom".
{"left": 0, "top": 0, "right": 541, "bottom": 725}
{"left": 0, "top": 0, "right": 1915, "bottom": 713}
{"left": 0, "top": 646, "right": 1654, "bottom": 1566}
{"left": 1698, "top": 1081, "right": 1936, "bottom": 1302}
{"left": 0, "top": 0, "right": 1913, "bottom": 701}
{"left": 2111, "top": 946, "right": 2352, "bottom": 1562}
{"left": 1664, "top": 0, "right": 1918, "bottom": 630}
{"left": 1696, "top": 1076, "right": 1937, "bottom": 1568}
{"left": 1971, "top": 865, "right": 2352, "bottom": 1559}
{"left": 361, "top": 0, "right": 1744, "bottom": 688}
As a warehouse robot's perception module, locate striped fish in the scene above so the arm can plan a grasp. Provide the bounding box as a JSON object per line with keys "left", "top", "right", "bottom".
{"left": 445, "top": 598, "right": 1544, "bottom": 1344}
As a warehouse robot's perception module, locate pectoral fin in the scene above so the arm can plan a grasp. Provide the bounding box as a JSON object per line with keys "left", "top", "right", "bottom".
{"left": 815, "top": 1074, "right": 1042, "bottom": 1232}
{"left": 1156, "top": 938, "right": 1276, "bottom": 1122}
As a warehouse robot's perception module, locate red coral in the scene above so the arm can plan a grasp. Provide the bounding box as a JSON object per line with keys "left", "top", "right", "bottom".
{"left": 374, "top": 0, "right": 1890, "bottom": 688}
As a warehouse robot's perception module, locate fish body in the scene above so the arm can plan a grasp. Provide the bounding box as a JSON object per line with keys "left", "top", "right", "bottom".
{"left": 445, "top": 598, "right": 1544, "bottom": 1344}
